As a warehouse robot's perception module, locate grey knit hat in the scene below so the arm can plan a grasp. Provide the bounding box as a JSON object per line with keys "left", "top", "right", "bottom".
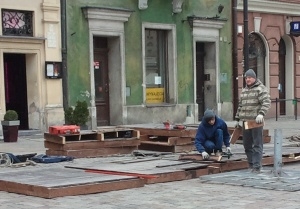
{"left": 203, "top": 109, "right": 215, "bottom": 122}
{"left": 244, "top": 69, "right": 256, "bottom": 79}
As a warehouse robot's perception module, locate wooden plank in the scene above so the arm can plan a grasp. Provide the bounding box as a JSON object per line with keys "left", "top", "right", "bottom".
{"left": 133, "top": 128, "right": 197, "bottom": 138}
{"left": 44, "top": 133, "right": 66, "bottom": 144}
{"left": 46, "top": 146, "right": 138, "bottom": 158}
{"left": 234, "top": 136, "right": 271, "bottom": 144}
{"left": 44, "top": 139, "right": 140, "bottom": 151}
{"left": 97, "top": 129, "right": 140, "bottom": 141}
{"left": 178, "top": 154, "right": 222, "bottom": 162}
{"left": 244, "top": 120, "right": 265, "bottom": 130}
{"left": 44, "top": 132, "right": 98, "bottom": 144}
{"left": 230, "top": 126, "right": 242, "bottom": 144}
{"left": 174, "top": 144, "right": 196, "bottom": 153}
{"left": 168, "top": 137, "right": 193, "bottom": 145}
{"left": 138, "top": 143, "right": 195, "bottom": 153}
{"left": 228, "top": 127, "right": 269, "bottom": 136}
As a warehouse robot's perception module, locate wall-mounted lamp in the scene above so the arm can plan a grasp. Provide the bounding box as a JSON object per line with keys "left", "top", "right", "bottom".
{"left": 238, "top": 25, "right": 243, "bottom": 35}
{"left": 173, "top": 0, "right": 185, "bottom": 14}
{"left": 139, "top": 0, "right": 148, "bottom": 10}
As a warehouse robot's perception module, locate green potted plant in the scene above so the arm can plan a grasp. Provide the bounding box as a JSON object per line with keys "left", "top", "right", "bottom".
{"left": 64, "top": 100, "right": 90, "bottom": 129}
{"left": 1, "top": 110, "right": 20, "bottom": 142}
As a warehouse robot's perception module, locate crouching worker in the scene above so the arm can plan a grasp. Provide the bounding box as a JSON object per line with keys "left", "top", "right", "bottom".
{"left": 195, "top": 109, "right": 231, "bottom": 160}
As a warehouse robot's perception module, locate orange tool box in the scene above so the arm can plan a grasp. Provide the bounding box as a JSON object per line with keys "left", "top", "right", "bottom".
{"left": 49, "top": 125, "right": 80, "bottom": 135}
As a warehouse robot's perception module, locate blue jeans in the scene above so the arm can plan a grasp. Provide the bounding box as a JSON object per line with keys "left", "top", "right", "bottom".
{"left": 204, "top": 129, "right": 223, "bottom": 154}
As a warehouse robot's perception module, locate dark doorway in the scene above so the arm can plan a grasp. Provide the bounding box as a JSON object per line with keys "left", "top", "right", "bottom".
{"left": 93, "top": 37, "right": 110, "bottom": 126}
{"left": 279, "top": 38, "right": 286, "bottom": 115}
{"left": 3, "top": 53, "right": 29, "bottom": 129}
{"left": 196, "top": 42, "right": 217, "bottom": 121}
{"left": 196, "top": 42, "right": 205, "bottom": 121}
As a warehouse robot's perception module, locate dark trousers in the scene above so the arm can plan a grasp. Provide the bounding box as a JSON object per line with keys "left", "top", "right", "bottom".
{"left": 204, "top": 129, "right": 223, "bottom": 154}
{"left": 243, "top": 126, "right": 263, "bottom": 169}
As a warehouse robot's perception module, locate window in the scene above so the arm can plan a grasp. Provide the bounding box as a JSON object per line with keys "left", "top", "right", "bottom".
{"left": 2, "top": 9, "right": 33, "bottom": 37}
{"left": 143, "top": 23, "right": 176, "bottom": 105}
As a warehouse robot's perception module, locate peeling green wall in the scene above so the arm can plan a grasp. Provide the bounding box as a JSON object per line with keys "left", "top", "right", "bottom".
{"left": 66, "top": 0, "right": 232, "bottom": 106}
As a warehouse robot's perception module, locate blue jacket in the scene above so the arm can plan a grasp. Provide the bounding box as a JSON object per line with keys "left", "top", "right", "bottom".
{"left": 194, "top": 116, "right": 230, "bottom": 153}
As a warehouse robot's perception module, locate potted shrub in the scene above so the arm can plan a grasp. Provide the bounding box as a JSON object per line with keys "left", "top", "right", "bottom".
{"left": 64, "top": 100, "right": 90, "bottom": 129}
{"left": 1, "top": 110, "right": 20, "bottom": 142}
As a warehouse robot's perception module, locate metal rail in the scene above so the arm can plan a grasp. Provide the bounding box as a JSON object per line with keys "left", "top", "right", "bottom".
{"left": 271, "top": 98, "right": 299, "bottom": 121}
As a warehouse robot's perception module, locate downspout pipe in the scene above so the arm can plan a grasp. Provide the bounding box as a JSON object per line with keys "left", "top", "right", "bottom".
{"left": 243, "top": 0, "right": 249, "bottom": 74}
{"left": 61, "top": 0, "right": 69, "bottom": 110}
{"left": 232, "top": 0, "right": 238, "bottom": 119}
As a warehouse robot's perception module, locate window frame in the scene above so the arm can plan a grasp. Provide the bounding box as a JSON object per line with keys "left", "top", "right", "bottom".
{"left": 1, "top": 9, "right": 33, "bottom": 37}
{"left": 142, "top": 22, "right": 177, "bottom": 106}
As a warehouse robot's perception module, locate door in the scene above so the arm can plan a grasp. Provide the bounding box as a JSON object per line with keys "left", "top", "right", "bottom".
{"left": 196, "top": 42, "right": 205, "bottom": 121}
{"left": 94, "top": 37, "right": 110, "bottom": 126}
{"left": 196, "top": 42, "right": 217, "bottom": 121}
{"left": 3, "top": 53, "right": 29, "bottom": 129}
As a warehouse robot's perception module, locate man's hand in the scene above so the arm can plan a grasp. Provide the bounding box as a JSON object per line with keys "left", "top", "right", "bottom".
{"left": 226, "top": 147, "right": 231, "bottom": 153}
{"left": 234, "top": 121, "right": 240, "bottom": 128}
{"left": 255, "top": 114, "right": 264, "bottom": 124}
{"left": 201, "top": 151, "right": 209, "bottom": 160}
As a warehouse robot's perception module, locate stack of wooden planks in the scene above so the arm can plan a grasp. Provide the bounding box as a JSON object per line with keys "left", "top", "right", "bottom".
{"left": 44, "top": 128, "right": 140, "bottom": 158}
{"left": 128, "top": 126, "right": 198, "bottom": 153}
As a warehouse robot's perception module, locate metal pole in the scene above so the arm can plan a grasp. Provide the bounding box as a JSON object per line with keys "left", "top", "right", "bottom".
{"left": 61, "top": 0, "right": 69, "bottom": 110}
{"left": 243, "top": 0, "right": 249, "bottom": 74}
{"left": 276, "top": 98, "right": 278, "bottom": 121}
{"left": 273, "top": 129, "right": 282, "bottom": 177}
{"left": 294, "top": 97, "right": 298, "bottom": 120}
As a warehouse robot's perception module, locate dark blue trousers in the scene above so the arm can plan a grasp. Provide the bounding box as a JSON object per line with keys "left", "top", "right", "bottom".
{"left": 203, "top": 129, "right": 223, "bottom": 154}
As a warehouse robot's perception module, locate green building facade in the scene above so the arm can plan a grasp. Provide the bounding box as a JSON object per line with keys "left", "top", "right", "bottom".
{"left": 65, "top": 0, "right": 233, "bottom": 129}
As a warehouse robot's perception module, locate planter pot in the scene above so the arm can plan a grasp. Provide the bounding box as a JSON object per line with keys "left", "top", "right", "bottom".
{"left": 1, "top": 120, "right": 20, "bottom": 143}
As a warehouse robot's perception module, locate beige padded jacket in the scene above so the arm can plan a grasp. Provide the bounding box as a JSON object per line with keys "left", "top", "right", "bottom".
{"left": 235, "top": 79, "right": 271, "bottom": 121}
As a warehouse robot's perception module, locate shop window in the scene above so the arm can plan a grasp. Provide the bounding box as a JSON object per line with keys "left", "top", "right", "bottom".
{"left": 2, "top": 9, "right": 33, "bottom": 37}
{"left": 143, "top": 24, "right": 176, "bottom": 105}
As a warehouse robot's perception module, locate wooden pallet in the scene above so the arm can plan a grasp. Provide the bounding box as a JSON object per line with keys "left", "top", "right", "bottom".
{"left": 97, "top": 128, "right": 140, "bottom": 141}
{"left": 44, "top": 129, "right": 141, "bottom": 158}
{"left": 128, "top": 126, "right": 197, "bottom": 153}
{"left": 135, "top": 127, "right": 197, "bottom": 138}
{"left": 0, "top": 168, "right": 145, "bottom": 199}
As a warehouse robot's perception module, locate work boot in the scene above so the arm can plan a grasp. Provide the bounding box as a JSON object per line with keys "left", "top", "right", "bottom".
{"left": 251, "top": 168, "right": 261, "bottom": 174}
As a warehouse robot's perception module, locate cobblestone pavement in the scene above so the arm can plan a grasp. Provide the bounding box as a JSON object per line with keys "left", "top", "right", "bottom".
{"left": 200, "top": 166, "right": 300, "bottom": 192}
{"left": 0, "top": 118, "right": 300, "bottom": 208}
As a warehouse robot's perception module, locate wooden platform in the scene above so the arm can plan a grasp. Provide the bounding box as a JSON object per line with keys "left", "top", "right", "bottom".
{"left": 0, "top": 168, "right": 145, "bottom": 198}
{"left": 1, "top": 146, "right": 300, "bottom": 198}
{"left": 121, "top": 125, "right": 197, "bottom": 153}
{"left": 44, "top": 129, "right": 140, "bottom": 158}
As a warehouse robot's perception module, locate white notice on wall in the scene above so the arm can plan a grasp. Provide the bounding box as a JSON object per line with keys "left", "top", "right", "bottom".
{"left": 47, "top": 64, "right": 54, "bottom": 76}
{"left": 155, "top": 76, "right": 161, "bottom": 85}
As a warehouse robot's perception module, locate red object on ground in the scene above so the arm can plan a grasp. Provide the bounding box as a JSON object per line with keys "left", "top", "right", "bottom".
{"left": 49, "top": 125, "right": 80, "bottom": 135}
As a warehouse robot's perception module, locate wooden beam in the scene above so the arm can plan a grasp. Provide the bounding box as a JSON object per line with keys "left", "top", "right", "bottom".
{"left": 244, "top": 120, "right": 265, "bottom": 130}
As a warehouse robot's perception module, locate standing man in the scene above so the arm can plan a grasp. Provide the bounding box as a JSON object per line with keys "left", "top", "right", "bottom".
{"left": 235, "top": 69, "right": 271, "bottom": 173}
{"left": 195, "top": 109, "right": 231, "bottom": 160}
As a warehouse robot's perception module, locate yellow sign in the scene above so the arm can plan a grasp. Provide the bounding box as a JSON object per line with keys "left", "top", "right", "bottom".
{"left": 146, "top": 88, "right": 164, "bottom": 103}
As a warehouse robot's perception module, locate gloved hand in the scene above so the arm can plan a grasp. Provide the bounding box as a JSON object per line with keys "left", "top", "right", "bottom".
{"left": 255, "top": 114, "right": 264, "bottom": 124}
{"left": 234, "top": 121, "right": 240, "bottom": 128}
{"left": 201, "top": 151, "right": 209, "bottom": 160}
{"left": 226, "top": 147, "right": 231, "bottom": 153}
